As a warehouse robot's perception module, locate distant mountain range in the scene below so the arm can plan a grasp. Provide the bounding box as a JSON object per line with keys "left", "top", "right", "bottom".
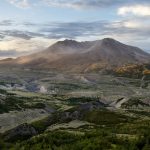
{"left": 0, "top": 38, "right": 150, "bottom": 72}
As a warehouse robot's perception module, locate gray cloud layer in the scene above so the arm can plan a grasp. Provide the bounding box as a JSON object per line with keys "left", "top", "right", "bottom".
{"left": 0, "top": 20, "right": 13, "bottom": 26}
{"left": 43, "top": 0, "right": 150, "bottom": 9}
{"left": 0, "top": 50, "right": 27, "bottom": 57}
{"left": 0, "top": 18, "right": 150, "bottom": 52}
{"left": 7, "top": 0, "right": 150, "bottom": 9}
{"left": 1, "top": 19, "right": 150, "bottom": 39}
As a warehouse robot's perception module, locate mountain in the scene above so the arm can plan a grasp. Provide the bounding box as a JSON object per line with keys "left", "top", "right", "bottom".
{"left": 0, "top": 38, "right": 150, "bottom": 72}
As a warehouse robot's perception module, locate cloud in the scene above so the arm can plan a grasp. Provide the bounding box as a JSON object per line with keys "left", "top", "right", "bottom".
{"left": 26, "top": 19, "right": 149, "bottom": 50}
{"left": 7, "top": 0, "right": 31, "bottom": 8}
{"left": 1, "top": 30, "right": 33, "bottom": 40}
{"left": 0, "top": 34, "right": 5, "bottom": 39}
{"left": 0, "top": 20, "right": 46, "bottom": 40}
{"left": 112, "top": 20, "right": 148, "bottom": 29}
{"left": 40, "top": 21, "right": 108, "bottom": 39}
{"left": 0, "top": 19, "right": 150, "bottom": 56}
{"left": 42, "top": 0, "right": 150, "bottom": 9}
{"left": 118, "top": 5, "right": 150, "bottom": 16}
{"left": 0, "top": 20, "right": 13, "bottom": 26}
{"left": 6, "top": 0, "right": 150, "bottom": 10}
{"left": 0, "top": 37, "right": 57, "bottom": 53}
{"left": 0, "top": 50, "right": 26, "bottom": 57}
{"left": 0, "top": 29, "right": 45, "bottom": 40}
{"left": 43, "top": 0, "right": 121, "bottom": 9}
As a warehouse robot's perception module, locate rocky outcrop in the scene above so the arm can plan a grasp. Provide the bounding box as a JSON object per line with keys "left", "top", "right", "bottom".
{"left": 59, "top": 101, "right": 106, "bottom": 122}
{"left": 4, "top": 123, "right": 38, "bottom": 141}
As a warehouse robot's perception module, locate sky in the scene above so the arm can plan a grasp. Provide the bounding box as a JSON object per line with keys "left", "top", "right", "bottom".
{"left": 0, "top": 0, "right": 150, "bottom": 58}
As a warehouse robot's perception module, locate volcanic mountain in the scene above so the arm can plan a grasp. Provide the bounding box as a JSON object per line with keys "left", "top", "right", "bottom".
{"left": 0, "top": 38, "right": 150, "bottom": 72}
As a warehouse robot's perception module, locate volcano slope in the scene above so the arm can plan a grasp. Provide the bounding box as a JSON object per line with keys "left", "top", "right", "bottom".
{"left": 0, "top": 38, "right": 149, "bottom": 73}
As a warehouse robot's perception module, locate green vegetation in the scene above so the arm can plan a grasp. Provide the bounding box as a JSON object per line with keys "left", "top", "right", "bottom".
{"left": 0, "top": 89, "right": 8, "bottom": 94}
{"left": 83, "top": 110, "right": 131, "bottom": 125}
{"left": 31, "top": 117, "right": 51, "bottom": 133}
{"left": 0, "top": 96, "right": 25, "bottom": 113}
{"left": 0, "top": 118, "right": 149, "bottom": 150}
{"left": 0, "top": 94, "right": 46, "bottom": 114}
{"left": 67, "top": 97, "right": 99, "bottom": 105}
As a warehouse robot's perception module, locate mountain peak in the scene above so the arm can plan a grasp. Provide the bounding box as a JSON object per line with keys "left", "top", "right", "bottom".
{"left": 101, "top": 38, "right": 119, "bottom": 44}
{"left": 56, "top": 39, "right": 79, "bottom": 46}
{"left": 49, "top": 39, "right": 93, "bottom": 53}
{"left": 102, "top": 38, "right": 116, "bottom": 41}
{"left": 64, "top": 39, "right": 77, "bottom": 42}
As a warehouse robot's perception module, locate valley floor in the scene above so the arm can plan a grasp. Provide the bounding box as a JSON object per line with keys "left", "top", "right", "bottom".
{"left": 0, "top": 69, "right": 149, "bottom": 149}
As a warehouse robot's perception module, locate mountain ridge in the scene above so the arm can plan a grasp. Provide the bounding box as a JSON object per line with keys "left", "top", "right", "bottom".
{"left": 0, "top": 38, "right": 149, "bottom": 72}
